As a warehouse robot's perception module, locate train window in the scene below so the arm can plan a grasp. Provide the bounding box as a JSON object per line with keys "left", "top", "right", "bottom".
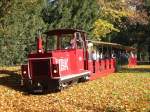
{"left": 60, "top": 34, "right": 74, "bottom": 50}
{"left": 46, "top": 35, "right": 57, "bottom": 51}
{"left": 75, "top": 32, "right": 83, "bottom": 49}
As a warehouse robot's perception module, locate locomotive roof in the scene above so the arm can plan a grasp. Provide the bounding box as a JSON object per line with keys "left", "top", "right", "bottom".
{"left": 90, "top": 40, "right": 136, "bottom": 51}
{"left": 44, "top": 28, "right": 86, "bottom": 36}
{"left": 90, "top": 40, "right": 121, "bottom": 47}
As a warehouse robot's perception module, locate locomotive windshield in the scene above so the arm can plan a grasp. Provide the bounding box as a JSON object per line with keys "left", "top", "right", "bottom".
{"left": 60, "top": 34, "right": 74, "bottom": 49}
{"left": 46, "top": 35, "right": 57, "bottom": 51}
{"left": 46, "top": 32, "right": 83, "bottom": 51}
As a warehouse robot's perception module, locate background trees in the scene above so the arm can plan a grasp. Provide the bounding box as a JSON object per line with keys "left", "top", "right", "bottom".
{"left": 0, "top": 0, "right": 149, "bottom": 65}
{"left": 42, "top": 0, "right": 99, "bottom": 36}
{"left": 0, "top": 0, "right": 46, "bottom": 65}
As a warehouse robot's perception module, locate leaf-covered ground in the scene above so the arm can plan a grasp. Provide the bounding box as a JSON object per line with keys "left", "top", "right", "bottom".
{"left": 0, "top": 65, "right": 149, "bottom": 112}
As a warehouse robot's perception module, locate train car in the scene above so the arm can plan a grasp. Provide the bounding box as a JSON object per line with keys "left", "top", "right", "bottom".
{"left": 21, "top": 28, "right": 135, "bottom": 93}
{"left": 85, "top": 40, "right": 118, "bottom": 80}
{"left": 90, "top": 40, "right": 137, "bottom": 68}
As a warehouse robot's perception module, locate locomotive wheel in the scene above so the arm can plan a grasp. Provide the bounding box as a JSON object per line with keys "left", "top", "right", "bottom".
{"left": 22, "top": 85, "right": 32, "bottom": 92}
{"left": 78, "top": 75, "right": 90, "bottom": 82}
{"left": 55, "top": 81, "right": 68, "bottom": 92}
{"left": 21, "top": 82, "right": 34, "bottom": 93}
{"left": 56, "top": 79, "right": 79, "bottom": 91}
{"left": 59, "top": 82, "right": 67, "bottom": 91}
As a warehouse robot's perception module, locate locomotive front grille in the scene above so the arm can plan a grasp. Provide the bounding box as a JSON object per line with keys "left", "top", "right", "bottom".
{"left": 29, "top": 59, "right": 50, "bottom": 78}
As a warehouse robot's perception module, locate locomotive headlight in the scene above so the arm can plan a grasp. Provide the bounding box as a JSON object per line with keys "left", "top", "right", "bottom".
{"left": 53, "top": 69, "right": 57, "bottom": 73}
{"left": 23, "top": 71, "right": 27, "bottom": 74}
{"left": 38, "top": 49, "right": 42, "bottom": 53}
{"left": 52, "top": 64, "right": 59, "bottom": 77}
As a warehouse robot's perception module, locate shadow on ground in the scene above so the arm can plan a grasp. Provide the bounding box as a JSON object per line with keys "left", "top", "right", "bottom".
{"left": 0, "top": 70, "right": 23, "bottom": 92}
{"left": 0, "top": 70, "right": 62, "bottom": 95}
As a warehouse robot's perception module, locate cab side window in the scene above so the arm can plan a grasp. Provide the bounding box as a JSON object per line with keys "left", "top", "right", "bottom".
{"left": 75, "top": 32, "right": 83, "bottom": 49}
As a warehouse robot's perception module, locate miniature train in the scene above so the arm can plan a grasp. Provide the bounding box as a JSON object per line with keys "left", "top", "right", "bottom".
{"left": 21, "top": 29, "right": 137, "bottom": 93}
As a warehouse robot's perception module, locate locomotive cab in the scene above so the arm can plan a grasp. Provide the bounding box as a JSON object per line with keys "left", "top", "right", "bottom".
{"left": 21, "top": 29, "right": 90, "bottom": 92}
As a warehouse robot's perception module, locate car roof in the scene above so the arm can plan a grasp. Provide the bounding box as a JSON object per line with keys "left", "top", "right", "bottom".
{"left": 44, "top": 28, "right": 86, "bottom": 36}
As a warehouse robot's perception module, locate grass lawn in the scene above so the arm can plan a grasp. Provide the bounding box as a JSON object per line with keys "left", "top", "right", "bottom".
{"left": 0, "top": 65, "right": 150, "bottom": 112}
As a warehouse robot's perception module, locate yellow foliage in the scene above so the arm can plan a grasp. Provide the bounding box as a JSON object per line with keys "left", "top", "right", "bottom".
{"left": 97, "top": 0, "right": 136, "bottom": 22}
{"left": 0, "top": 65, "right": 149, "bottom": 111}
{"left": 93, "top": 0, "right": 138, "bottom": 39}
{"left": 25, "top": 0, "right": 38, "bottom": 4}
{"left": 93, "top": 19, "right": 119, "bottom": 38}
{"left": 102, "top": 8, "right": 131, "bottom": 22}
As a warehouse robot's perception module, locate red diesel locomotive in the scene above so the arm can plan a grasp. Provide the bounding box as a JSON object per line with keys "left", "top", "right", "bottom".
{"left": 21, "top": 29, "right": 124, "bottom": 92}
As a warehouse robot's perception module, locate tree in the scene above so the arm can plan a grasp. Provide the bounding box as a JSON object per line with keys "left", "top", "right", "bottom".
{"left": 104, "top": 0, "right": 150, "bottom": 62}
{"left": 93, "top": 0, "right": 149, "bottom": 42}
{"left": 0, "top": 0, "right": 46, "bottom": 65}
{"left": 42, "top": 0, "right": 99, "bottom": 36}
{"left": 93, "top": 19, "right": 119, "bottom": 39}
{"left": 92, "top": 0, "right": 130, "bottom": 41}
